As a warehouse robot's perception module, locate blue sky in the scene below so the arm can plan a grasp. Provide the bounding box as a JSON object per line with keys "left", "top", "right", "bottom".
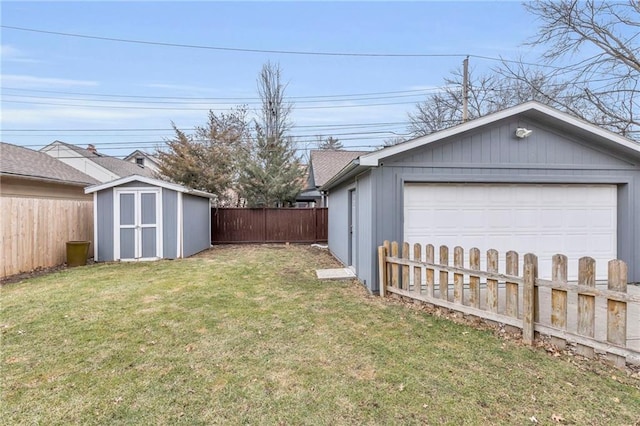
{"left": 2, "top": 1, "right": 550, "bottom": 158}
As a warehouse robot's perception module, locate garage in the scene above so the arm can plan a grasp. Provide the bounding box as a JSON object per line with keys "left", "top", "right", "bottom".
{"left": 403, "top": 183, "right": 617, "bottom": 280}
{"left": 323, "top": 102, "right": 640, "bottom": 293}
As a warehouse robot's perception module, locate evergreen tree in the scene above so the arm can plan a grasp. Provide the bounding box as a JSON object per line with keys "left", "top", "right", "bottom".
{"left": 238, "top": 127, "right": 302, "bottom": 207}
{"left": 238, "top": 62, "right": 304, "bottom": 207}
{"left": 317, "top": 136, "right": 343, "bottom": 150}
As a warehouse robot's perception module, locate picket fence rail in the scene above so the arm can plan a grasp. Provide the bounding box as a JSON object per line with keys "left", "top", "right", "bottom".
{"left": 378, "top": 241, "right": 640, "bottom": 366}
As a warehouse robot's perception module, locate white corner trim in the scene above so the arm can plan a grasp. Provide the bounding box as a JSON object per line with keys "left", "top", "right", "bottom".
{"left": 93, "top": 192, "right": 98, "bottom": 261}
{"left": 177, "top": 191, "right": 183, "bottom": 258}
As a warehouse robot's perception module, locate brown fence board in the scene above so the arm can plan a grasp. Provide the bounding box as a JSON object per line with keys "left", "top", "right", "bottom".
{"left": 211, "top": 208, "right": 328, "bottom": 244}
{"left": 378, "top": 241, "right": 640, "bottom": 365}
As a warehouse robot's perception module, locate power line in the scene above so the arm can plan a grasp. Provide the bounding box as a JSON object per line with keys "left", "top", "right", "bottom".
{"left": 1, "top": 99, "right": 420, "bottom": 110}
{"left": 15, "top": 133, "right": 407, "bottom": 150}
{"left": 0, "top": 25, "right": 470, "bottom": 58}
{"left": 0, "top": 86, "right": 442, "bottom": 101}
{"left": 2, "top": 121, "right": 409, "bottom": 132}
{"left": 1, "top": 91, "right": 436, "bottom": 105}
{"left": 0, "top": 25, "right": 567, "bottom": 69}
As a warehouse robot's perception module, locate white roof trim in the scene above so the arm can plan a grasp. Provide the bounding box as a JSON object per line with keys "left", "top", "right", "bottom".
{"left": 84, "top": 174, "right": 216, "bottom": 199}
{"left": 359, "top": 101, "right": 640, "bottom": 166}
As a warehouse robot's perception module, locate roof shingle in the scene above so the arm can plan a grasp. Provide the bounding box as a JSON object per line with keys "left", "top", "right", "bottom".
{"left": 0, "top": 142, "right": 99, "bottom": 185}
{"left": 50, "top": 141, "right": 156, "bottom": 178}
{"left": 309, "top": 150, "right": 368, "bottom": 187}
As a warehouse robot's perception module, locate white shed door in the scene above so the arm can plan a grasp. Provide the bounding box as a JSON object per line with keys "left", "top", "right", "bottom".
{"left": 115, "top": 189, "right": 162, "bottom": 261}
{"left": 403, "top": 183, "right": 617, "bottom": 280}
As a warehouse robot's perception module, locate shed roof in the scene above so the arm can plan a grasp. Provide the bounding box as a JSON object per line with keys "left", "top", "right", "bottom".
{"left": 0, "top": 142, "right": 99, "bottom": 186}
{"left": 322, "top": 101, "right": 640, "bottom": 190}
{"left": 309, "top": 150, "right": 369, "bottom": 187}
{"left": 46, "top": 141, "right": 156, "bottom": 178}
{"left": 84, "top": 174, "right": 216, "bottom": 199}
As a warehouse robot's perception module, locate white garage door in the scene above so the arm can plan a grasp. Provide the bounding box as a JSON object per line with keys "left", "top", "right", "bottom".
{"left": 404, "top": 183, "right": 617, "bottom": 280}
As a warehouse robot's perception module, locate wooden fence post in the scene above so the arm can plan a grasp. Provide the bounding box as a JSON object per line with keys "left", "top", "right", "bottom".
{"left": 469, "top": 248, "right": 480, "bottom": 308}
{"left": 439, "top": 245, "right": 449, "bottom": 300}
{"left": 454, "top": 246, "right": 464, "bottom": 304}
{"left": 384, "top": 240, "right": 391, "bottom": 286}
{"left": 425, "top": 244, "right": 435, "bottom": 298}
{"left": 402, "top": 242, "right": 410, "bottom": 291}
{"left": 522, "top": 253, "right": 538, "bottom": 345}
{"left": 577, "top": 257, "right": 596, "bottom": 358}
{"left": 607, "top": 260, "right": 628, "bottom": 368}
{"left": 378, "top": 245, "right": 387, "bottom": 297}
{"left": 391, "top": 242, "right": 399, "bottom": 289}
{"left": 505, "top": 251, "right": 519, "bottom": 319}
{"left": 486, "top": 249, "right": 499, "bottom": 313}
{"left": 413, "top": 243, "right": 422, "bottom": 295}
{"left": 551, "top": 254, "right": 568, "bottom": 350}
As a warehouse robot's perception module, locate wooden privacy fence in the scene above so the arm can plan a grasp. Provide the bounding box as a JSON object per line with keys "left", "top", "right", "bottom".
{"left": 1, "top": 197, "right": 93, "bottom": 279}
{"left": 378, "top": 241, "right": 640, "bottom": 366}
{"left": 211, "top": 208, "right": 328, "bottom": 244}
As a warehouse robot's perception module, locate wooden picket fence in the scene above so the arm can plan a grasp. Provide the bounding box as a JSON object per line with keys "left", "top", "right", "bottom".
{"left": 378, "top": 241, "right": 640, "bottom": 366}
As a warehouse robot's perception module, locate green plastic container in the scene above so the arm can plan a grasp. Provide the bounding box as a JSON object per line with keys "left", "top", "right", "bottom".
{"left": 66, "top": 241, "right": 91, "bottom": 267}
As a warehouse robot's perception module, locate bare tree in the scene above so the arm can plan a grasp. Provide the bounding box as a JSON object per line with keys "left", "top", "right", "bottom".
{"left": 508, "top": 0, "right": 640, "bottom": 138}
{"left": 257, "top": 61, "right": 293, "bottom": 141}
{"left": 408, "top": 66, "right": 567, "bottom": 137}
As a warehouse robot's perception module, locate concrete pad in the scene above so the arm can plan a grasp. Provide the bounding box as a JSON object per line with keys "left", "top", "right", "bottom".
{"left": 316, "top": 268, "right": 356, "bottom": 280}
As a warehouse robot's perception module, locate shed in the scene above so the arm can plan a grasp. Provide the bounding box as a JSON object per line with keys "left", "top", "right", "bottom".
{"left": 321, "top": 102, "right": 640, "bottom": 293}
{"left": 85, "top": 175, "right": 214, "bottom": 261}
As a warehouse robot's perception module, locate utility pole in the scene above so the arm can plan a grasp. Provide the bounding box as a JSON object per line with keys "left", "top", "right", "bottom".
{"left": 462, "top": 56, "right": 469, "bottom": 122}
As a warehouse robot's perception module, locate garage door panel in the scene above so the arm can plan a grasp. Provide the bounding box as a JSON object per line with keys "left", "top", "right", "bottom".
{"left": 404, "top": 183, "right": 617, "bottom": 280}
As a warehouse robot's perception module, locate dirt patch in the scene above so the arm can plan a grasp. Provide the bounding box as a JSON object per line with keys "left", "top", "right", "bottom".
{"left": 385, "top": 293, "right": 640, "bottom": 382}
{"left": 1, "top": 260, "right": 94, "bottom": 286}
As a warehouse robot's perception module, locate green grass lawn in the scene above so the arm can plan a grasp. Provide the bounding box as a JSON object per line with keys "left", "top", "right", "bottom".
{"left": 2, "top": 245, "right": 639, "bottom": 425}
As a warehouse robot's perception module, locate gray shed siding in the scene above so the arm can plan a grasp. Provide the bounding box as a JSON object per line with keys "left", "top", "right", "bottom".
{"left": 96, "top": 188, "right": 114, "bottom": 261}
{"left": 331, "top": 115, "right": 640, "bottom": 293}
{"left": 162, "top": 188, "right": 178, "bottom": 259}
{"left": 182, "top": 194, "right": 210, "bottom": 257}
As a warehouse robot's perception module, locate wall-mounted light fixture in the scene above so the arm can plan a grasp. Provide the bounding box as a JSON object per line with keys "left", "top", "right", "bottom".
{"left": 515, "top": 127, "right": 533, "bottom": 139}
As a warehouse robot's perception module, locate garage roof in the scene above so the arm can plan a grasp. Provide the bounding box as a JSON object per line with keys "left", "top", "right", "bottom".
{"left": 322, "top": 101, "right": 640, "bottom": 190}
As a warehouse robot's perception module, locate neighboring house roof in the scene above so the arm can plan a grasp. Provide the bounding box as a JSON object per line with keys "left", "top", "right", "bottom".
{"left": 0, "top": 142, "right": 98, "bottom": 186}
{"left": 43, "top": 141, "right": 156, "bottom": 179}
{"left": 85, "top": 174, "right": 216, "bottom": 199}
{"left": 322, "top": 101, "right": 640, "bottom": 190}
{"left": 124, "top": 149, "right": 160, "bottom": 167}
{"left": 309, "top": 150, "right": 369, "bottom": 188}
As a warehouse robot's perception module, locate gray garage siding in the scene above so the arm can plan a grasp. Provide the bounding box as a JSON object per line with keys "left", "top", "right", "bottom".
{"left": 364, "top": 116, "right": 640, "bottom": 292}
{"left": 328, "top": 181, "right": 351, "bottom": 265}
{"left": 182, "top": 194, "right": 210, "bottom": 257}
{"left": 355, "top": 171, "right": 374, "bottom": 289}
{"left": 327, "top": 172, "right": 375, "bottom": 289}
